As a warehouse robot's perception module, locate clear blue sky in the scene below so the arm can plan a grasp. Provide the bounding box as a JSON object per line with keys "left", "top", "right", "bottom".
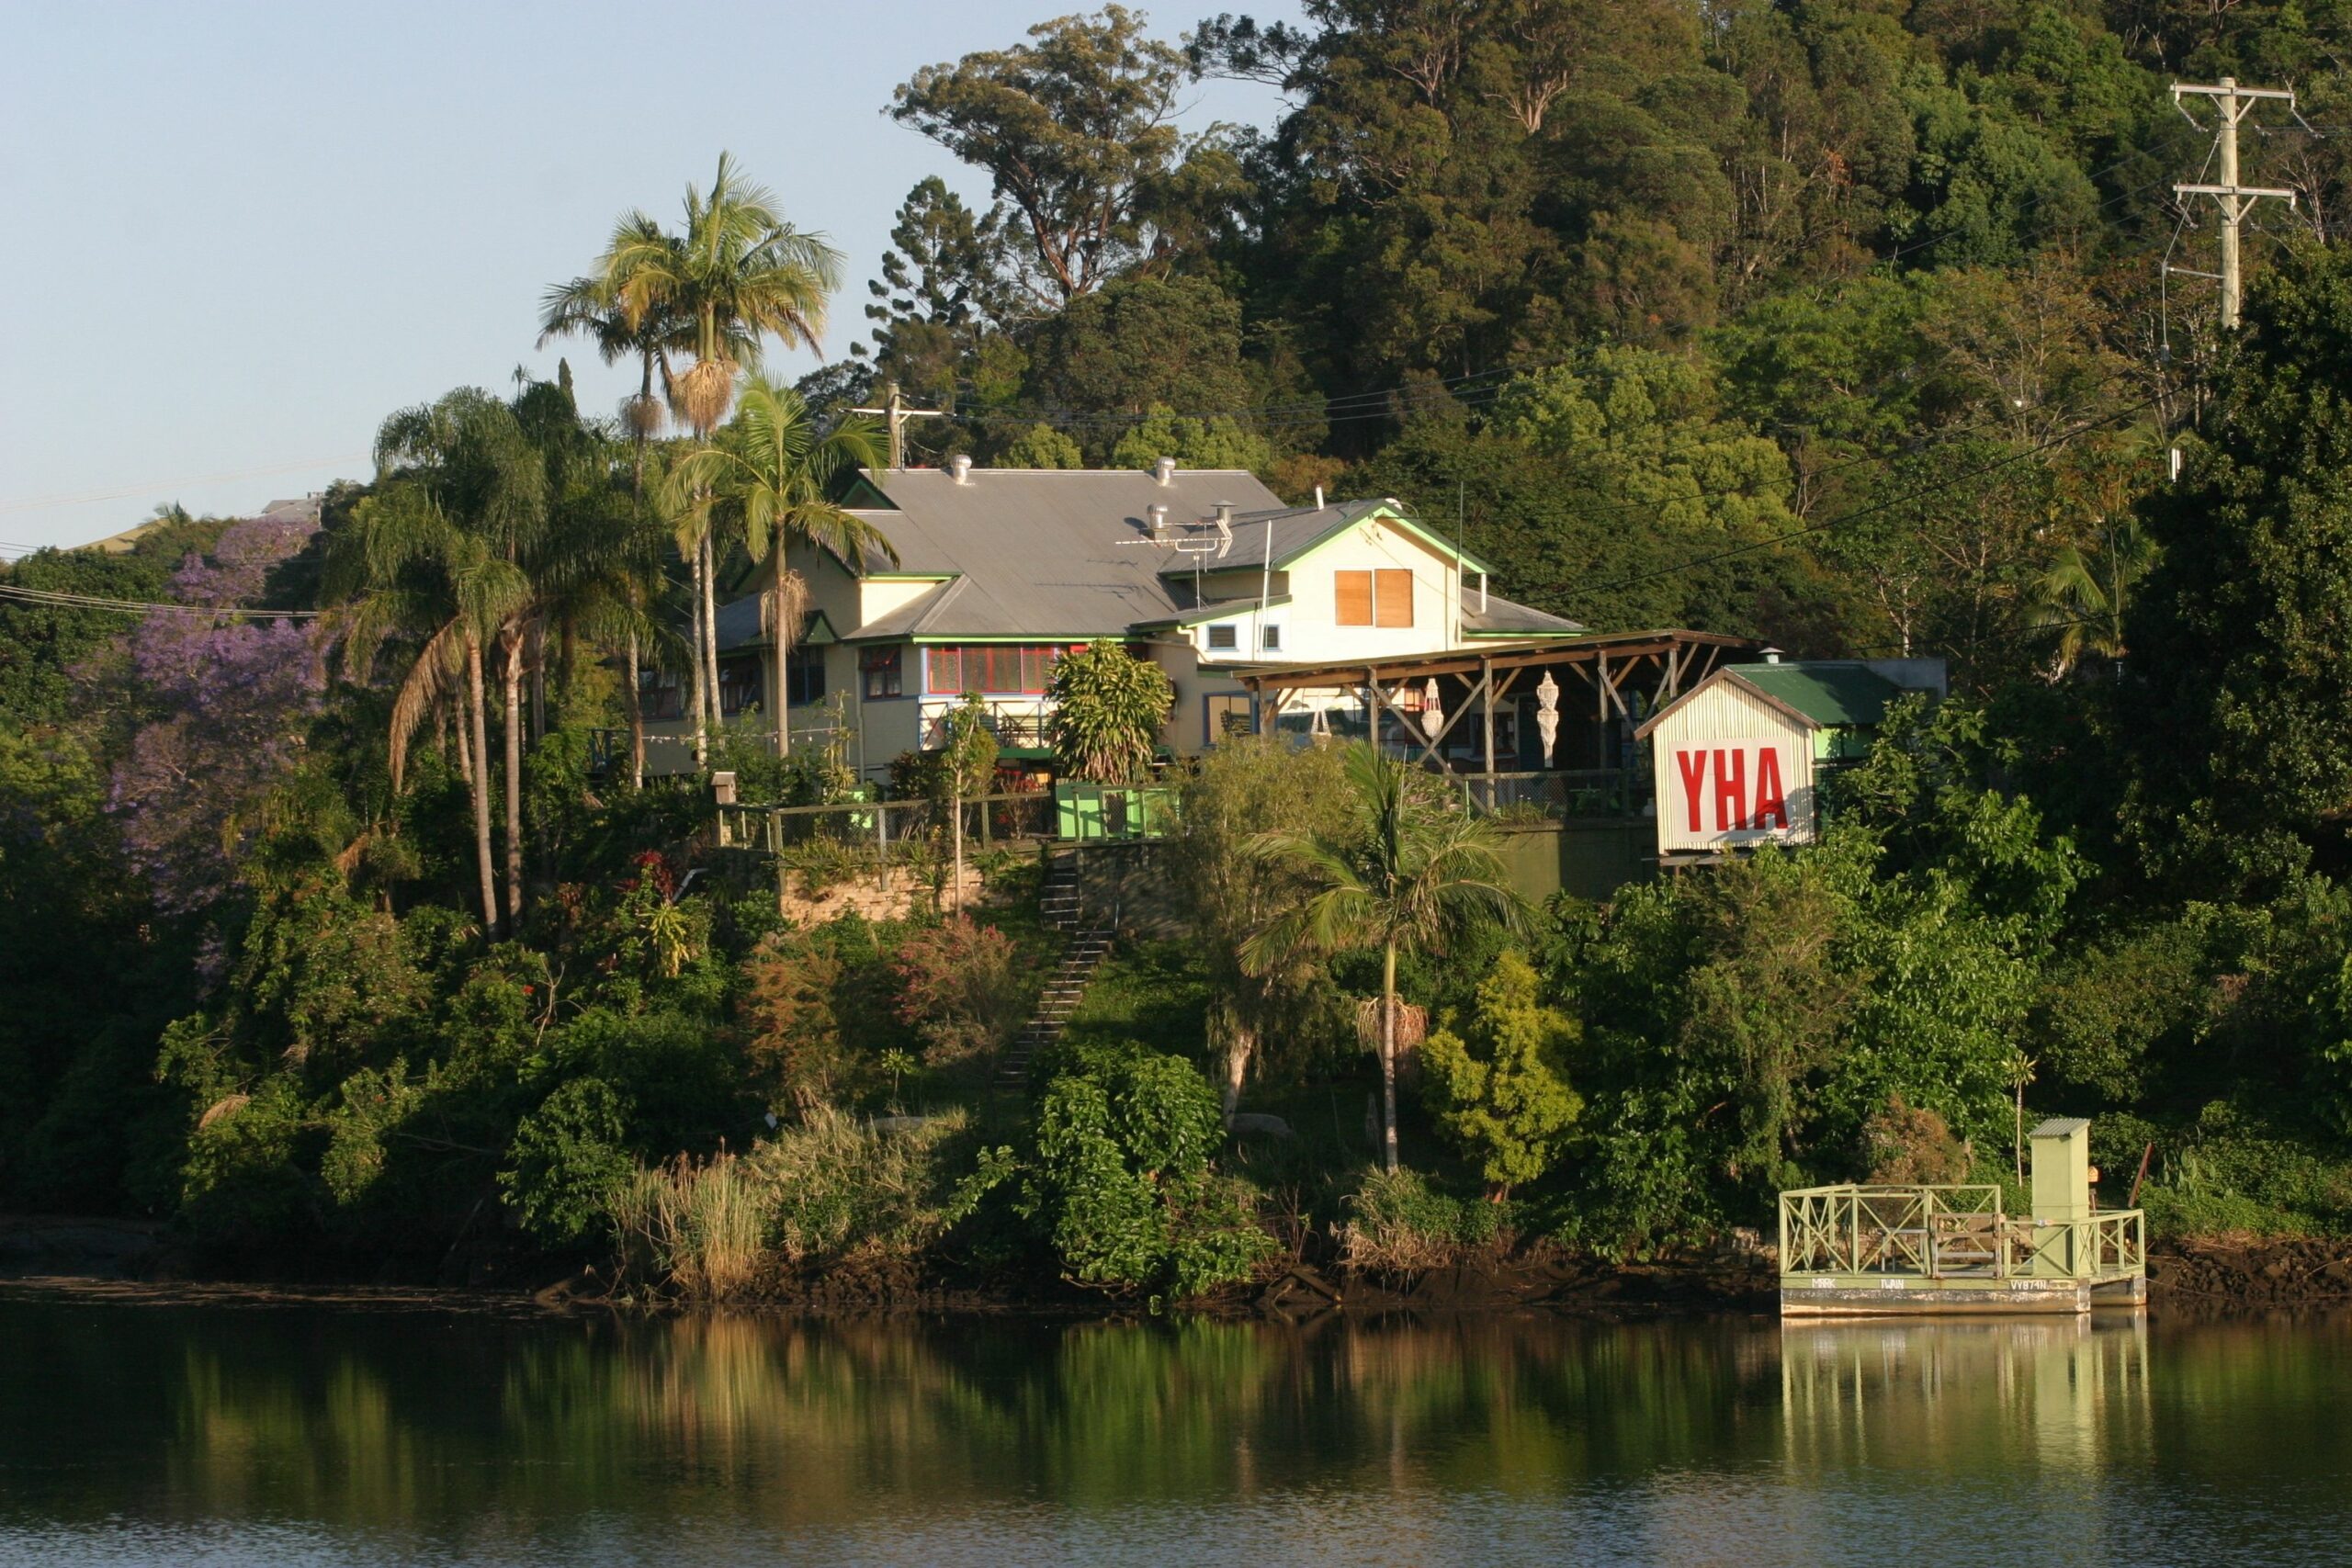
{"left": 0, "top": 1, "right": 1297, "bottom": 555}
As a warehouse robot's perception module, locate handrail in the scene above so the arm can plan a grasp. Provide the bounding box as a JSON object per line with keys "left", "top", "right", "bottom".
{"left": 1778, "top": 1183, "right": 2144, "bottom": 1283}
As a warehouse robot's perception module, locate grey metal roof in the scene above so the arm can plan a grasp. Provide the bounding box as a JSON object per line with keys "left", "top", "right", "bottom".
{"left": 1463, "top": 592, "right": 1583, "bottom": 636}
{"left": 1153, "top": 500, "right": 1384, "bottom": 576}
{"left": 839, "top": 465, "right": 1287, "bottom": 638}
{"left": 2030, "top": 1117, "right": 2092, "bottom": 1138}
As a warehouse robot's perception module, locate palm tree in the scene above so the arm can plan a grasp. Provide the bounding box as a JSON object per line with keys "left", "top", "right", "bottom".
{"left": 2028, "top": 518, "right": 2157, "bottom": 679}
{"left": 1239, "top": 744, "right": 1524, "bottom": 1171}
{"left": 539, "top": 231, "right": 684, "bottom": 784}
{"left": 667, "top": 377, "right": 892, "bottom": 754}
{"left": 586, "top": 152, "right": 843, "bottom": 767}
{"left": 328, "top": 389, "right": 542, "bottom": 936}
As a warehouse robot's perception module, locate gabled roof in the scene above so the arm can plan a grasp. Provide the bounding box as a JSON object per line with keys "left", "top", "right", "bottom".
{"left": 714, "top": 600, "right": 840, "bottom": 654}
{"left": 1148, "top": 498, "right": 1495, "bottom": 579}
{"left": 834, "top": 465, "right": 1286, "bottom": 639}
{"left": 1634, "top": 660, "right": 1909, "bottom": 739}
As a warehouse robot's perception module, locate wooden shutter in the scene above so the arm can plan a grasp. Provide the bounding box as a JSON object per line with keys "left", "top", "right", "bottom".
{"left": 1374, "top": 569, "right": 1414, "bottom": 627}
{"left": 1336, "top": 570, "right": 1374, "bottom": 626}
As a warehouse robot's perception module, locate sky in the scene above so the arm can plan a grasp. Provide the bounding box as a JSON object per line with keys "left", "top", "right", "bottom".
{"left": 0, "top": 1, "right": 1300, "bottom": 557}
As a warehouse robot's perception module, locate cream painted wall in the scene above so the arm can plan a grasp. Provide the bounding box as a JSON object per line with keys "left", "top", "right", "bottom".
{"left": 1176, "top": 513, "right": 1470, "bottom": 669}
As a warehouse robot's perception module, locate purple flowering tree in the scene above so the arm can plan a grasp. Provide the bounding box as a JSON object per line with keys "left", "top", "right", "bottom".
{"left": 111, "top": 514, "right": 328, "bottom": 912}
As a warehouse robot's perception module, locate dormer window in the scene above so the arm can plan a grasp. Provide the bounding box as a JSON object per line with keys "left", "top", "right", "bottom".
{"left": 1206, "top": 624, "right": 1238, "bottom": 651}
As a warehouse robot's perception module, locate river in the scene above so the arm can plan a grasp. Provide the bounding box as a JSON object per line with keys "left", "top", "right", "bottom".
{"left": 0, "top": 1287, "right": 2344, "bottom": 1565}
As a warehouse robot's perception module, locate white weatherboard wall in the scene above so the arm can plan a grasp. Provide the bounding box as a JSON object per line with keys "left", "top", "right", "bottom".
{"left": 1647, "top": 680, "right": 1815, "bottom": 854}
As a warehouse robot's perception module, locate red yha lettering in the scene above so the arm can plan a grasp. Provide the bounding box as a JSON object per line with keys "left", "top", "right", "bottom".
{"left": 1751, "top": 747, "right": 1788, "bottom": 830}
{"left": 1678, "top": 750, "right": 1708, "bottom": 831}
{"left": 1713, "top": 748, "right": 1746, "bottom": 831}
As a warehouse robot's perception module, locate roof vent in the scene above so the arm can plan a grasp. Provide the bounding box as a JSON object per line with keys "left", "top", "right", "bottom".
{"left": 1215, "top": 501, "right": 1235, "bottom": 527}
{"left": 1153, "top": 456, "right": 1176, "bottom": 486}
{"left": 1148, "top": 502, "right": 1170, "bottom": 539}
{"left": 1761, "top": 646, "right": 1784, "bottom": 664}
{"left": 1314, "top": 485, "right": 1325, "bottom": 510}
{"left": 947, "top": 454, "right": 973, "bottom": 484}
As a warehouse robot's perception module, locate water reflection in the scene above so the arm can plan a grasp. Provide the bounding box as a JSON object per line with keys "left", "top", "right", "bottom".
{"left": 0, "top": 1292, "right": 2346, "bottom": 1565}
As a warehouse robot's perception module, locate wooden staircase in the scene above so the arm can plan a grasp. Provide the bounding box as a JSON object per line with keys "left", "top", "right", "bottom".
{"left": 999, "top": 855, "right": 1112, "bottom": 1089}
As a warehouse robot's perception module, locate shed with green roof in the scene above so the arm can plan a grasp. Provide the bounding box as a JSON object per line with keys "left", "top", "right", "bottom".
{"left": 1634, "top": 659, "right": 1945, "bottom": 857}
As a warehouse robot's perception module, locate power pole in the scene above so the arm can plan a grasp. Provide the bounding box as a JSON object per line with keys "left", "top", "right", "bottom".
{"left": 849, "top": 379, "right": 946, "bottom": 469}
{"left": 2172, "top": 77, "right": 2300, "bottom": 329}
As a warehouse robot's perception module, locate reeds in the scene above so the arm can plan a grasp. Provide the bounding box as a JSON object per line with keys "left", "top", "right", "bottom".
{"left": 611, "top": 1151, "right": 767, "bottom": 1300}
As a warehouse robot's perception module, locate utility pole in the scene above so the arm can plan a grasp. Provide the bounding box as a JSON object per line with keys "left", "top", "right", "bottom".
{"left": 2173, "top": 77, "right": 2300, "bottom": 329}
{"left": 849, "top": 379, "right": 946, "bottom": 469}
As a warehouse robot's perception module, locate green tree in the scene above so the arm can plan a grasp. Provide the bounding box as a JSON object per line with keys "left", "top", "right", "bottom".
{"left": 1241, "top": 744, "right": 1522, "bottom": 1171}
{"left": 1419, "top": 950, "right": 1581, "bottom": 1196}
{"left": 330, "top": 389, "right": 542, "bottom": 934}
{"left": 586, "top": 153, "right": 842, "bottom": 767}
{"left": 668, "top": 376, "right": 892, "bottom": 754}
{"left": 1046, "top": 639, "right": 1172, "bottom": 783}
{"left": 890, "top": 6, "right": 1185, "bottom": 304}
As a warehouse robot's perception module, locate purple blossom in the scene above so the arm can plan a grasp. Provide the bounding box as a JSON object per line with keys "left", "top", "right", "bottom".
{"left": 110, "top": 515, "right": 328, "bottom": 913}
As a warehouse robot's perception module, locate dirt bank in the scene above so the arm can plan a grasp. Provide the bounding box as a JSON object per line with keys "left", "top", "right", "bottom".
{"left": 2148, "top": 1235, "right": 2352, "bottom": 1308}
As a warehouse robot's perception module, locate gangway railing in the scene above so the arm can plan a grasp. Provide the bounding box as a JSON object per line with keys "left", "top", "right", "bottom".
{"left": 1778, "top": 1183, "right": 2143, "bottom": 1284}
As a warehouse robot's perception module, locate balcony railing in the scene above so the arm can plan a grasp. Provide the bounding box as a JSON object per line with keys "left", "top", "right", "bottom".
{"left": 920, "top": 697, "right": 1053, "bottom": 750}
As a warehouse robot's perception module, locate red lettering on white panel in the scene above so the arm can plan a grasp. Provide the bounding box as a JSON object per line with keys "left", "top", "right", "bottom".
{"left": 1713, "top": 748, "right": 1747, "bottom": 831}
{"left": 1678, "top": 750, "right": 1708, "bottom": 831}
{"left": 1751, "top": 747, "right": 1788, "bottom": 829}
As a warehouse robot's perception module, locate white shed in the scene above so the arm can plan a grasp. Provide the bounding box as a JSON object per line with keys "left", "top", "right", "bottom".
{"left": 1634, "top": 660, "right": 1944, "bottom": 859}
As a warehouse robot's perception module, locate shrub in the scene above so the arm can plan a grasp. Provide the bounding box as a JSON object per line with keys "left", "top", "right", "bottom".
{"left": 1023, "top": 1051, "right": 1273, "bottom": 1300}
{"left": 741, "top": 934, "right": 847, "bottom": 1111}
{"left": 1860, "top": 1094, "right": 1970, "bottom": 1185}
{"left": 744, "top": 1107, "right": 1011, "bottom": 1269}
{"left": 1335, "top": 1167, "right": 1506, "bottom": 1277}
{"left": 500, "top": 1077, "right": 633, "bottom": 1247}
{"left": 1419, "top": 951, "right": 1582, "bottom": 1196}
{"left": 1046, "top": 640, "right": 1172, "bottom": 784}
{"left": 891, "top": 916, "right": 1030, "bottom": 1069}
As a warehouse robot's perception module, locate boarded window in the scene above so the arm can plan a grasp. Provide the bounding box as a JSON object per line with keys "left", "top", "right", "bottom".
{"left": 1337, "top": 569, "right": 1414, "bottom": 626}
{"left": 1206, "top": 624, "right": 1238, "bottom": 650}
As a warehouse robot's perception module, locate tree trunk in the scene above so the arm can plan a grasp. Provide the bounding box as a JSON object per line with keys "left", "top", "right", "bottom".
{"left": 503, "top": 626, "right": 526, "bottom": 928}
{"left": 1380, "top": 941, "right": 1400, "bottom": 1173}
{"left": 625, "top": 630, "right": 646, "bottom": 791}
{"left": 774, "top": 564, "right": 790, "bottom": 760}
{"left": 529, "top": 621, "right": 547, "bottom": 741}
{"left": 689, "top": 545, "right": 710, "bottom": 770}
{"left": 1220, "top": 1016, "right": 1255, "bottom": 1123}
{"left": 701, "top": 532, "right": 721, "bottom": 750}
{"left": 465, "top": 636, "right": 499, "bottom": 937}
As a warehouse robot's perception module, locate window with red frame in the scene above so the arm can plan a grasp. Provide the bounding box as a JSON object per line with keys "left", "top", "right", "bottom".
{"left": 923, "top": 644, "right": 1064, "bottom": 694}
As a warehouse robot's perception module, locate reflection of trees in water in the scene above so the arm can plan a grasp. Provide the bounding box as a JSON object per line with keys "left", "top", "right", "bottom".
{"left": 8, "top": 1301, "right": 2348, "bottom": 1540}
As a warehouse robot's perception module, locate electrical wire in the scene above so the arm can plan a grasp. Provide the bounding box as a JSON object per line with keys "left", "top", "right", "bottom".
{"left": 0, "top": 582, "right": 327, "bottom": 619}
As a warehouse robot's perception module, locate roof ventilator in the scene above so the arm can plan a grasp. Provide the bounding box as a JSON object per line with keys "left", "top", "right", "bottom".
{"left": 948, "top": 454, "right": 974, "bottom": 484}
{"left": 1153, "top": 456, "right": 1176, "bottom": 485}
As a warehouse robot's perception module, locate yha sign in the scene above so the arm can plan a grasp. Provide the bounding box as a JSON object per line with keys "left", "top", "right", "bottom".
{"left": 1658, "top": 738, "right": 1811, "bottom": 852}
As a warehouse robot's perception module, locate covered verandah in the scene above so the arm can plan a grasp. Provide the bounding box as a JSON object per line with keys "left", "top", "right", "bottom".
{"left": 1233, "top": 630, "right": 1764, "bottom": 819}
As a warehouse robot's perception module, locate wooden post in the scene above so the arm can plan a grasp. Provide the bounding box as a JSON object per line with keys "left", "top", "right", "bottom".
{"left": 1480, "top": 655, "right": 1496, "bottom": 811}
{"left": 952, "top": 784, "right": 965, "bottom": 914}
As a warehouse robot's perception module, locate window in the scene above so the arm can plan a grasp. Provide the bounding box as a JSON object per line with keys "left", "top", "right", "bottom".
{"left": 861, "top": 646, "right": 903, "bottom": 698}
{"left": 1205, "top": 624, "right": 1238, "bottom": 651}
{"left": 1336, "top": 569, "right": 1414, "bottom": 627}
{"left": 718, "top": 656, "right": 761, "bottom": 717}
{"left": 1204, "top": 693, "right": 1255, "bottom": 743}
{"left": 637, "top": 668, "right": 684, "bottom": 722}
{"left": 785, "top": 655, "right": 825, "bottom": 707}
{"left": 923, "top": 644, "right": 1061, "bottom": 694}
{"left": 1260, "top": 624, "right": 1282, "bottom": 651}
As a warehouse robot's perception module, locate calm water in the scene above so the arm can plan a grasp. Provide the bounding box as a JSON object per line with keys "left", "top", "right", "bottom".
{"left": 0, "top": 1289, "right": 2346, "bottom": 1566}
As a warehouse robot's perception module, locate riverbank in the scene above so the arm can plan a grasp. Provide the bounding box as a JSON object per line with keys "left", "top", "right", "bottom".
{"left": 20, "top": 1214, "right": 2352, "bottom": 1316}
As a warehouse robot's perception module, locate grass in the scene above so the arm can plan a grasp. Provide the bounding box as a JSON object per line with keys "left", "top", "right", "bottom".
{"left": 1058, "top": 938, "right": 1212, "bottom": 1060}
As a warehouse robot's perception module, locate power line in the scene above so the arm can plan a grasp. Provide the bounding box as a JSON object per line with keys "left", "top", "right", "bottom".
{"left": 0, "top": 582, "right": 327, "bottom": 619}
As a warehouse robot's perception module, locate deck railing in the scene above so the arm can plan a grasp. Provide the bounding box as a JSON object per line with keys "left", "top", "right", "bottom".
{"left": 716, "top": 790, "right": 1058, "bottom": 857}
{"left": 1778, "top": 1183, "right": 2143, "bottom": 1283}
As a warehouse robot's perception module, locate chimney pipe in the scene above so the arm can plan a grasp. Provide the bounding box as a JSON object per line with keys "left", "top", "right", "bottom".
{"left": 1313, "top": 485, "right": 1325, "bottom": 510}
{"left": 947, "top": 454, "right": 973, "bottom": 484}
{"left": 1153, "top": 456, "right": 1176, "bottom": 486}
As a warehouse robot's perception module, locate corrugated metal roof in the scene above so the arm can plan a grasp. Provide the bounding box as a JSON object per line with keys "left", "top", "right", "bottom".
{"left": 2030, "top": 1117, "right": 2091, "bottom": 1138}
{"left": 1724, "top": 662, "right": 1903, "bottom": 727}
{"left": 838, "top": 465, "right": 1286, "bottom": 637}
{"left": 1463, "top": 592, "right": 1582, "bottom": 636}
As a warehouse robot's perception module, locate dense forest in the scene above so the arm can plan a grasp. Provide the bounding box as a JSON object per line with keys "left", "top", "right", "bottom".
{"left": 9, "top": 0, "right": 2352, "bottom": 1294}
